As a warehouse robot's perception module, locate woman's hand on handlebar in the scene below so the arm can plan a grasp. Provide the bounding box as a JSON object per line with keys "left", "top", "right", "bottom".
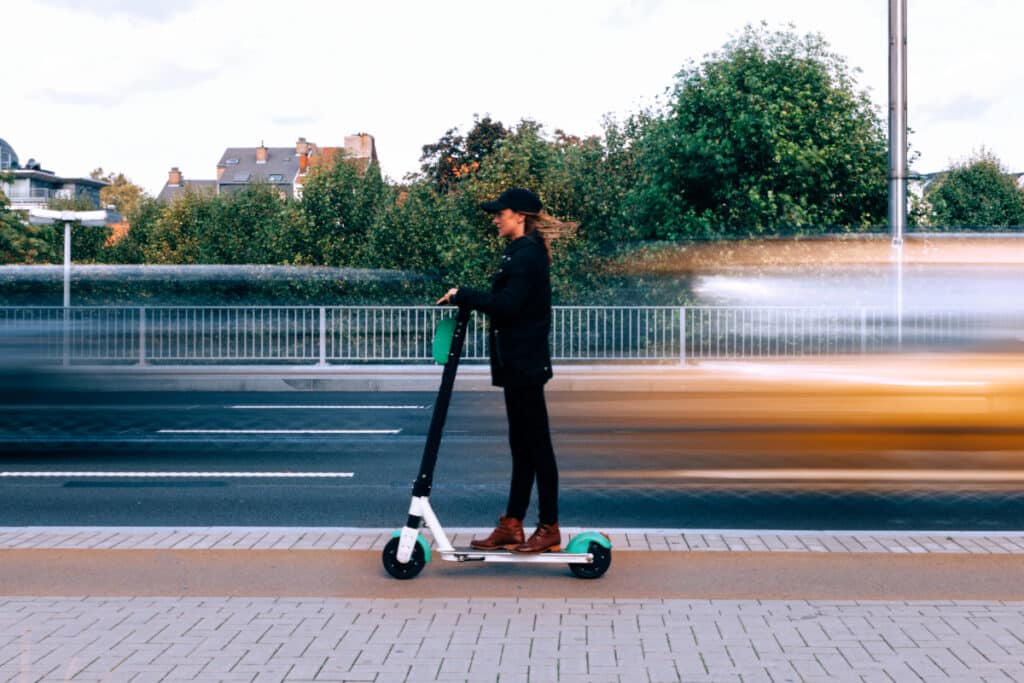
{"left": 436, "top": 287, "right": 458, "bottom": 305}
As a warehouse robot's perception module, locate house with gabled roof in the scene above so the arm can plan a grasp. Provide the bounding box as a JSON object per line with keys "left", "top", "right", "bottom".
{"left": 156, "top": 167, "right": 217, "bottom": 202}
{"left": 159, "top": 134, "right": 377, "bottom": 202}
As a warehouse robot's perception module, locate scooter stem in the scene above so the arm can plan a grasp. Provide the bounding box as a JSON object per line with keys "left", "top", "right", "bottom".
{"left": 411, "top": 306, "right": 471, "bottom": 498}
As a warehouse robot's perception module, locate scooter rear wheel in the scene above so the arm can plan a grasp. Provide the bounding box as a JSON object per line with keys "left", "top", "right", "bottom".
{"left": 382, "top": 536, "right": 426, "bottom": 579}
{"left": 569, "top": 541, "right": 612, "bottom": 579}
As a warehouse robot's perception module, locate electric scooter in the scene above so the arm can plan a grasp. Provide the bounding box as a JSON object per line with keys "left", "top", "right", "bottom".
{"left": 382, "top": 306, "right": 612, "bottom": 580}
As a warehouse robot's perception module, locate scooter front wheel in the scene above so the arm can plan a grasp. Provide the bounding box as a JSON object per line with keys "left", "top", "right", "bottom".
{"left": 382, "top": 536, "right": 426, "bottom": 579}
{"left": 569, "top": 541, "right": 612, "bottom": 579}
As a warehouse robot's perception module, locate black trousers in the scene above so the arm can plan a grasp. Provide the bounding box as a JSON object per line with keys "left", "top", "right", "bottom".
{"left": 502, "top": 384, "right": 559, "bottom": 525}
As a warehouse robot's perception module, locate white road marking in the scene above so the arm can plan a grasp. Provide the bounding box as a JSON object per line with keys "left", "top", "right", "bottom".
{"left": 0, "top": 472, "right": 354, "bottom": 478}
{"left": 157, "top": 429, "right": 400, "bottom": 435}
{"left": 230, "top": 405, "right": 427, "bottom": 410}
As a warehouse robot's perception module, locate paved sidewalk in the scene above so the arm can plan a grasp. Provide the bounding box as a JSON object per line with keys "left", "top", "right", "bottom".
{"left": 3, "top": 596, "right": 1024, "bottom": 683}
{"left": 4, "top": 528, "right": 1024, "bottom": 681}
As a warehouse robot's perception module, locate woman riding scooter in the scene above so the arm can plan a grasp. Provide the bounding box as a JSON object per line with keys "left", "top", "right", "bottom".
{"left": 436, "top": 188, "right": 570, "bottom": 553}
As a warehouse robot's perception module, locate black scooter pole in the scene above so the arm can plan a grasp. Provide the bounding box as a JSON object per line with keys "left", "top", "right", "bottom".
{"left": 411, "top": 306, "right": 471, "bottom": 498}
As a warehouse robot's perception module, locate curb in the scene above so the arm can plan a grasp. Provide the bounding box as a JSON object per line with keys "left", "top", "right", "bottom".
{"left": 5, "top": 527, "right": 1024, "bottom": 554}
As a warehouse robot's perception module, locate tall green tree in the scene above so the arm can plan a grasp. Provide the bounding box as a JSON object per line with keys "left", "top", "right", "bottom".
{"left": 630, "top": 23, "right": 888, "bottom": 239}
{"left": 103, "top": 196, "right": 162, "bottom": 264}
{"left": 90, "top": 168, "right": 147, "bottom": 221}
{"left": 419, "top": 115, "right": 508, "bottom": 193}
{"left": 206, "top": 185, "right": 305, "bottom": 264}
{"left": 143, "top": 188, "right": 217, "bottom": 264}
{"left": 359, "top": 180, "right": 479, "bottom": 300}
{"left": 302, "top": 154, "right": 391, "bottom": 266}
{"left": 141, "top": 185, "right": 307, "bottom": 264}
{"left": 925, "top": 149, "right": 1024, "bottom": 230}
{"left": 557, "top": 118, "right": 642, "bottom": 247}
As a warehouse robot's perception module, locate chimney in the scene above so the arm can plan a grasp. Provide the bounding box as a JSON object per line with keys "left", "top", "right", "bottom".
{"left": 168, "top": 167, "right": 183, "bottom": 186}
{"left": 256, "top": 142, "right": 267, "bottom": 164}
{"left": 344, "top": 133, "right": 378, "bottom": 164}
{"left": 296, "top": 137, "right": 309, "bottom": 157}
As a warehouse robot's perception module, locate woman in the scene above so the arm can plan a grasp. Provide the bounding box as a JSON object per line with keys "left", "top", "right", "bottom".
{"left": 436, "top": 188, "right": 564, "bottom": 553}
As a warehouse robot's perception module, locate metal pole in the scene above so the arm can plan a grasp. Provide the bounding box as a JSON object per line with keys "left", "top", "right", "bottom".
{"left": 896, "top": 254, "right": 904, "bottom": 349}
{"left": 62, "top": 221, "right": 71, "bottom": 366}
{"left": 138, "top": 306, "right": 147, "bottom": 366}
{"left": 888, "top": 0, "right": 907, "bottom": 244}
{"left": 318, "top": 306, "right": 327, "bottom": 366}
{"left": 889, "top": 0, "right": 907, "bottom": 346}
{"left": 63, "top": 221, "right": 71, "bottom": 308}
{"left": 679, "top": 306, "right": 687, "bottom": 367}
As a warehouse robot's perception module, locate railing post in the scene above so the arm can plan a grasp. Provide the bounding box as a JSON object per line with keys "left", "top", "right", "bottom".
{"left": 679, "top": 306, "right": 687, "bottom": 367}
{"left": 860, "top": 307, "right": 867, "bottom": 355}
{"left": 318, "top": 306, "right": 327, "bottom": 366}
{"left": 138, "top": 306, "right": 147, "bottom": 366}
{"left": 62, "top": 307, "right": 70, "bottom": 367}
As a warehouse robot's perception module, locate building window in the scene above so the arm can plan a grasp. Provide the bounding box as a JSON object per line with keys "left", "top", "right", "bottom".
{"left": 225, "top": 159, "right": 239, "bottom": 165}
{"left": 268, "top": 174, "right": 283, "bottom": 182}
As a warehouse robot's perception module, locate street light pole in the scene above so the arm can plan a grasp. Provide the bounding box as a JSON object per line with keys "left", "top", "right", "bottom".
{"left": 63, "top": 220, "right": 72, "bottom": 308}
{"left": 889, "top": 0, "right": 908, "bottom": 247}
{"left": 27, "top": 208, "right": 115, "bottom": 365}
{"left": 28, "top": 208, "right": 112, "bottom": 308}
{"left": 888, "top": 0, "right": 908, "bottom": 348}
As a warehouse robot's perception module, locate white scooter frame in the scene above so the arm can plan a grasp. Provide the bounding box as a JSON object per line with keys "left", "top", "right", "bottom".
{"left": 382, "top": 306, "right": 612, "bottom": 580}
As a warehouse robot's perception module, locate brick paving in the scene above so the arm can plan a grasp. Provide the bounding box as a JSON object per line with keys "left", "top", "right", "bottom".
{"left": 3, "top": 528, "right": 1024, "bottom": 681}
{"left": 2, "top": 597, "right": 1023, "bottom": 682}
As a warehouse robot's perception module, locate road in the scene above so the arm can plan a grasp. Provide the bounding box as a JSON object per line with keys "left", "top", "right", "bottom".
{"left": 3, "top": 381, "right": 1024, "bottom": 529}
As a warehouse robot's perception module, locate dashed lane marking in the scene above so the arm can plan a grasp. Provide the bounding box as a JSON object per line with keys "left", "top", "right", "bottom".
{"left": 229, "top": 405, "right": 427, "bottom": 410}
{"left": 156, "top": 429, "right": 400, "bottom": 435}
{"left": 0, "top": 471, "right": 355, "bottom": 478}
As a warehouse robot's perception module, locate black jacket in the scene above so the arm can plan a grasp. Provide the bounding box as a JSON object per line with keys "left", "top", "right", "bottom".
{"left": 452, "top": 232, "right": 553, "bottom": 387}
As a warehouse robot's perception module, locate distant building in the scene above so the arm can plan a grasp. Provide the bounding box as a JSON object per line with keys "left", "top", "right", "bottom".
{"left": 156, "top": 167, "right": 217, "bottom": 203}
{"left": 0, "top": 137, "right": 107, "bottom": 210}
{"left": 0, "top": 138, "right": 17, "bottom": 171}
{"left": 159, "top": 134, "right": 377, "bottom": 202}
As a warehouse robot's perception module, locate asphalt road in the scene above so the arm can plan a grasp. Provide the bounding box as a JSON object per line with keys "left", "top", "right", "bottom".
{"left": 3, "top": 387, "right": 1024, "bottom": 530}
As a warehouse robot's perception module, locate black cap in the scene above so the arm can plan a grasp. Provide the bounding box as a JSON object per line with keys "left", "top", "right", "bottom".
{"left": 480, "top": 188, "right": 542, "bottom": 214}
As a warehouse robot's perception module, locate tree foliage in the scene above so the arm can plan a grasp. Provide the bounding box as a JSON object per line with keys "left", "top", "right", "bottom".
{"left": 104, "top": 196, "right": 162, "bottom": 264}
{"left": 90, "top": 168, "right": 148, "bottom": 222}
{"left": 301, "top": 154, "right": 392, "bottom": 266}
{"left": 925, "top": 149, "right": 1024, "bottom": 229}
{"left": 629, "top": 23, "right": 888, "bottom": 239}
{"left": 140, "top": 185, "right": 306, "bottom": 264}
{"left": 419, "top": 115, "right": 508, "bottom": 193}
{"left": 1, "top": 172, "right": 51, "bottom": 263}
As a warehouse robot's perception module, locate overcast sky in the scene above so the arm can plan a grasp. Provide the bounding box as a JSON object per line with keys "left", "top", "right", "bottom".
{"left": 6, "top": 0, "right": 1023, "bottom": 196}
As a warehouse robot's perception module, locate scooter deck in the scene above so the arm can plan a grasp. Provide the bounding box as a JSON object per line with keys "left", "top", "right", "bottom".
{"left": 441, "top": 547, "right": 593, "bottom": 564}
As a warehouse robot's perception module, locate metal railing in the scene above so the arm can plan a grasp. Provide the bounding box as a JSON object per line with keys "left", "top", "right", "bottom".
{"left": 1, "top": 305, "right": 1021, "bottom": 366}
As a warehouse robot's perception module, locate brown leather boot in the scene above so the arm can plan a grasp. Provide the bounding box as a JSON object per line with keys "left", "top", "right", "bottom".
{"left": 470, "top": 515, "right": 524, "bottom": 550}
{"left": 513, "top": 522, "right": 561, "bottom": 553}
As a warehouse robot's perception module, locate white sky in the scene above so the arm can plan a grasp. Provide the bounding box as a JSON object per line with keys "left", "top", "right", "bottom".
{"left": 6, "top": 0, "right": 1023, "bottom": 196}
